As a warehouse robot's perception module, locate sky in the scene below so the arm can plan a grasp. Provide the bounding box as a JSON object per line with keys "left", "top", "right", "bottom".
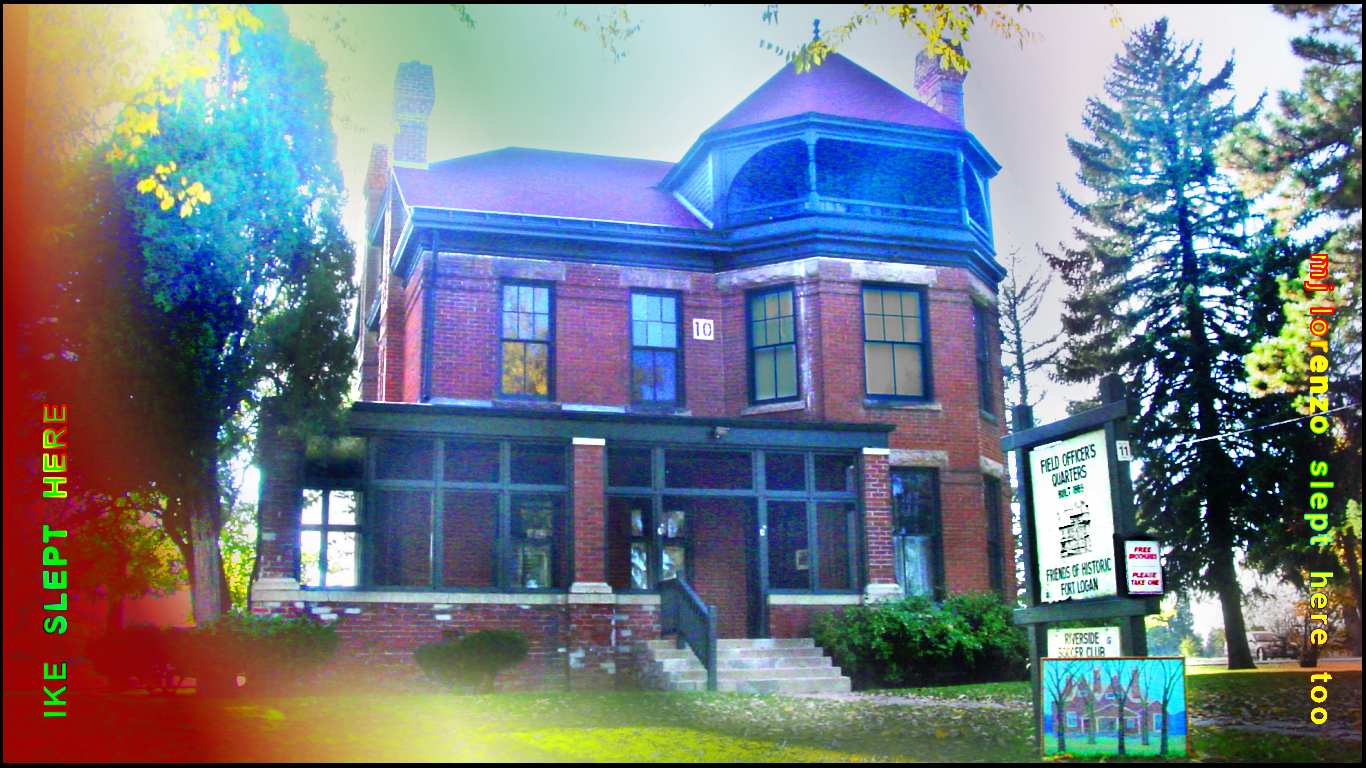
{"left": 281, "top": 4, "right": 1320, "bottom": 638}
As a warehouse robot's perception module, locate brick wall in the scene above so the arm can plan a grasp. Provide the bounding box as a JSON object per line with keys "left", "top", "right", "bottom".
{"left": 364, "top": 252, "right": 1010, "bottom": 599}
{"left": 689, "top": 498, "right": 753, "bottom": 639}
{"left": 768, "top": 604, "right": 848, "bottom": 638}
{"left": 255, "top": 404, "right": 301, "bottom": 581}
{"left": 249, "top": 597, "right": 663, "bottom": 692}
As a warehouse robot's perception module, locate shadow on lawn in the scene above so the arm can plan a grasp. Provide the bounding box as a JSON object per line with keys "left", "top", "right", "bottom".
{"left": 6, "top": 672, "right": 1358, "bottom": 762}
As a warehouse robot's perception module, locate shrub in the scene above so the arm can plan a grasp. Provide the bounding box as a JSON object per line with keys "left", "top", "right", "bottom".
{"left": 86, "top": 624, "right": 191, "bottom": 695}
{"left": 174, "top": 613, "right": 338, "bottom": 694}
{"left": 414, "top": 629, "right": 529, "bottom": 693}
{"left": 814, "top": 592, "right": 1026, "bottom": 689}
{"left": 941, "top": 592, "right": 1029, "bottom": 682}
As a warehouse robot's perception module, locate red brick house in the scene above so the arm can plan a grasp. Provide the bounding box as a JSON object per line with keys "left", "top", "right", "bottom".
{"left": 252, "top": 53, "right": 1012, "bottom": 690}
{"left": 1056, "top": 668, "right": 1168, "bottom": 745}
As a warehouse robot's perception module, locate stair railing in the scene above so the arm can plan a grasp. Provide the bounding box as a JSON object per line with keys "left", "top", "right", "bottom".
{"left": 659, "top": 576, "right": 718, "bottom": 691}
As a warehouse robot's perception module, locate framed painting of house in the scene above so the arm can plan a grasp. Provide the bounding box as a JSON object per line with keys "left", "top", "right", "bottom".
{"left": 1040, "top": 657, "right": 1187, "bottom": 757}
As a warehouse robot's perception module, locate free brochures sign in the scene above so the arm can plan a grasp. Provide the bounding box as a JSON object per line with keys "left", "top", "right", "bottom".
{"left": 1030, "top": 429, "right": 1118, "bottom": 602}
{"left": 1123, "top": 540, "right": 1164, "bottom": 595}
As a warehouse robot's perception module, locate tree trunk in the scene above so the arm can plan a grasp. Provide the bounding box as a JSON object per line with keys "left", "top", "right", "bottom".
{"left": 106, "top": 593, "right": 124, "bottom": 634}
{"left": 190, "top": 510, "right": 225, "bottom": 626}
{"left": 1343, "top": 526, "right": 1363, "bottom": 656}
{"left": 1216, "top": 554, "right": 1258, "bottom": 669}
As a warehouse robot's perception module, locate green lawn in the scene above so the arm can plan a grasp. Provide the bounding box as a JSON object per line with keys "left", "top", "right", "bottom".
{"left": 5, "top": 669, "right": 1358, "bottom": 762}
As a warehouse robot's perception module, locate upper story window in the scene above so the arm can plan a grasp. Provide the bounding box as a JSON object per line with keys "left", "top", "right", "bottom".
{"left": 500, "top": 282, "right": 553, "bottom": 400}
{"left": 863, "top": 285, "right": 931, "bottom": 401}
{"left": 630, "top": 291, "right": 682, "bottom": 407}
{"left": 748, "top": 286, "right": 799, "bottom": 403}
{"left": 973, "top": 303, "right": 994, "bottom": 414}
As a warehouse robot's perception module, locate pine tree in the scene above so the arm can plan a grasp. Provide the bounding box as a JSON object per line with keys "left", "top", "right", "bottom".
{"left": 1228, "top": 5, "right": 1362, "bottom": 654}
{"left": 1046, "top": 18, "right": 1283, "bottom": 670}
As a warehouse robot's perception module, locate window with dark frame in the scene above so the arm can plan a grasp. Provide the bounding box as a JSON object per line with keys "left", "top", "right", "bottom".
{"left": 748, "top": 287, "right": 799, "bottom": 403}
{"left": 630, "top": 291, "right": 682, "bottom": 406}
{"left": 863, "top": 286, "right": 930, "bottom": 400}
{"left": 984, "top": 475, "right": 1005, "bottom": 595}
{"left": 362, "top": 437, "right": 569, "bottom": 591}
{"left": 891, "top": 467, "right": 942, "bottom": 599}
{"left": 299, "top": 489, "right": 360, "bottom": 588}
{"left": 604, "top": 448, "right": 858, "bottom": 594}
{"left": 973, "top": 302, "right": 994, "bottom": 414}
{"left": 500, "top": 282, "right": 553, "bottom": 399}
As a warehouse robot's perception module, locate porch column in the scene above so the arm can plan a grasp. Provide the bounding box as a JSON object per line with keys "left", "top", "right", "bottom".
{"left": 861, "top": 447, "right": 903, "bottom": 602}
{"left": 567, "top": 437, "right": 614, "bottom": 689}
{"left": 251, "top": 402, "right": 302, "bottom": 601}
{"left": 569, "top": 437, "right": 610, "bottom": 593}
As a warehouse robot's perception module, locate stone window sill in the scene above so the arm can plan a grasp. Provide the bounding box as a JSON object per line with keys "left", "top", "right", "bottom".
{"left": 741, "top": 400, "right": 806, "bottom": 416}
{"left": 863, "top": 399, "right": 942, "bottom": 412}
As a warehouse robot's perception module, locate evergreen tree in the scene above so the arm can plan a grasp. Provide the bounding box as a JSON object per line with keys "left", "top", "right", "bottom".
{"left": 1227, "top": 4, "right": 1362, "bottom": 654}
{"left": 1046, "top": 19, "right": 1281, "bottom": 669}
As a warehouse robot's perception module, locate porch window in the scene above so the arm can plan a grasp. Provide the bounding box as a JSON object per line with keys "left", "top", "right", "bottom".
{"left": 748, "top": 287, "right": 799, "bottom": 403}
{"left": 630, "top": 291, "right": 682, "bottom": 406}
{"left": 605, "top": 448, "right": 858, "bottom": 595}
{"left": 984, "top": 475, "right": 1006, "bottom": 594}
{"left": 366, "top": 437, "right": 569, "bottom": 590}
{"left": 891, "top": 467, "right": 942, "bottom": 599}
{"left": 299, "top": 489, "right": 359, "bottom": 588}
{"left": 973, "top": 302, "right": 994, "bottom": 414}
{"left": 863, "top": 286, "right": 931, "bottom": 400}
{"left": 500, "top": 282, "right": 553, "bottom": 399}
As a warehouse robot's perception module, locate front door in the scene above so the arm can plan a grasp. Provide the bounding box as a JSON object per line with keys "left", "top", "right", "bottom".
{"left": 681, "top": 496, "right": 758, "bottom": 639}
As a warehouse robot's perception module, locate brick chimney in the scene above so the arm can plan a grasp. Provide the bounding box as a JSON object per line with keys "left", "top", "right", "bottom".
{"left": 914, "top": 49, "right": 966, "bottom": 126}
{"left": 392, "top": 61, "right": 435, "bottom": 168}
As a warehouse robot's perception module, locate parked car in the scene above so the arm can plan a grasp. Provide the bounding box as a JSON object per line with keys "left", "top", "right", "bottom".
{"left": 1246, "top": 631, "right": 1299, "bottom": 660}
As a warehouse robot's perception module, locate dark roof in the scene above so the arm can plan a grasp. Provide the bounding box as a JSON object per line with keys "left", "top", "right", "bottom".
{"left": 392, "top": 148, "right": 705, "bottom": 229}
{"left": 706, "top": 53, "right": 958, "bottom": 134}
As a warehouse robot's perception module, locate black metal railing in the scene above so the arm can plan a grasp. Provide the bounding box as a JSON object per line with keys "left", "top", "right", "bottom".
{"left": 659, "top": 577, "right": 718, "bottom": 691}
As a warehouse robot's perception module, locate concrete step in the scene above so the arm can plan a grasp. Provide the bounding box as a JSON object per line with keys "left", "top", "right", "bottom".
{"left": 645, "top": 637, "right": 817, "bottom": 651}
{"left": 666, "top": 666, "right": 845, "bottom": 683}
{"left": 637, "top": 637, "right": 851, "bottom": 695}
{"left": 718, "top": 647, "right": 827, "bottom": 659}
{"left": 717, "top": 638, "right": 815, "bottom": 649}
{"left": 725, "top": 676, "right": 852, "bottom": 694}
{"left": 718, "top": 655, "right": 831, "bottom": 670}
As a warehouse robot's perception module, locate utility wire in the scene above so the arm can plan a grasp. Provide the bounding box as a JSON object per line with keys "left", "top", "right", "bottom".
{"left": 1171, "top": 404, "right": 1359, "bottom": 448}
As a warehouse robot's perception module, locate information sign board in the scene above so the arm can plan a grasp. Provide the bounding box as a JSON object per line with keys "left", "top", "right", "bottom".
{"left": 1029, "top": 429, "right": 1118, "bottom": 602}
{"left": 1046, "top": 627, "right": 1120, "bottom": 658}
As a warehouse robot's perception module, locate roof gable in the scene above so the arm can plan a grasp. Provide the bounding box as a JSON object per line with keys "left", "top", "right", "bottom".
{"left": 392, "top": 148, "right": 706, "bottom": 229}
{"left": 705, "top": 53, "right": 959, "bottom": 134}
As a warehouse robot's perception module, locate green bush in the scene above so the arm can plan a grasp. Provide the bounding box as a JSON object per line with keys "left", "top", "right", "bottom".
{"left": 86, "top": 624, "right": 191, "bottom": 695}
{"left": 87, "top": 614, "right": 337, "bottom": 695}
{"left": 941, "top": 592, "right": 1029, "bottom": 682}
{"left": 813, "top": 592, "right": 1026, "bottom": 689}
{"left": 196, "top": 613, "right": 338, "bottom": 692}
{"left": 414, "top": 629, "right": 529, "bottom": 693}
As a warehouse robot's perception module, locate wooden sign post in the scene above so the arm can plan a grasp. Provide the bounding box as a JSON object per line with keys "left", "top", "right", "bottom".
{"left": 1003, "top": 374, "right": 1162, "bottom": 752}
